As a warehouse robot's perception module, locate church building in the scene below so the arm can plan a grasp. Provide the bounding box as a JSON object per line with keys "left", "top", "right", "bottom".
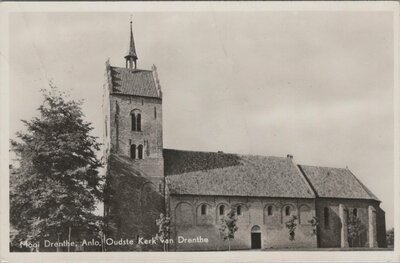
{"left": 102, "top": 22, "right": 387, "bottom": 251}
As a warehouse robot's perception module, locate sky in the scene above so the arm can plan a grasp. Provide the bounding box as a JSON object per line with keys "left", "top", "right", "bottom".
{"left": 9, "top": 12, "right": 394, "bottom": 228}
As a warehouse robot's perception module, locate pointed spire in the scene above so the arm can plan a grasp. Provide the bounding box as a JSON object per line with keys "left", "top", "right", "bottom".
{"left": 125, "top": 20, "right": 138, "bottom": 70}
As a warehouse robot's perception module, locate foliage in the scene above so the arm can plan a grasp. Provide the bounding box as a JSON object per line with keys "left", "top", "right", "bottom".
{"left": 10, "top": 85, "right": 103, "bottom": 250}
{"left": 155, "top": 213, "right": 170, "bottom": 251}
{"left": 285, "top": 215, "right": 298, "bottom": 241}
{"left": 219, "top": 208, "right": 238, "bottom": 251}
{"left": 308, "top": 216, "right": 319, "bottom": 235}
{"left": 347, "top": 213, "right": 363, "bottom": 247}
{"left": 386, "top": 228, "right": 394, "bottom": 247}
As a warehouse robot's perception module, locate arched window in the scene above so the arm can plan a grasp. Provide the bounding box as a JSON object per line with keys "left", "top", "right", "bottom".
{"left": 138, "top": 145, "right": 143, "bottom": 159}
{"left": 131, "top": 110, "right": 142, "bottom": 132}
{"left": 130, "top": 144, "right": 136, "bottom": 159}
{"left": 201, "top": 204, "right": 207, "bottom": 215}
{"left": 131, "top": 113, "right": 136, "bottom": 131}
{"left": 324, "top": 207, "right": 330, "bottom": 228}
{"left": 219, "top": 205, "right": 225, "bottom": 215}
{"left": 285, "top": 206, "right": 291, "bottom": 216}
{"left": 267, "top": 206, "right": 273, "bottom": 216}
{"left": 237, "top": 205, "right": 242, "bottom": 216}
{"left": 136, "top": 114, "right": 141, "bottom": 131}
{"left": 353, "top": 208, "right": 358, "bottom": 217}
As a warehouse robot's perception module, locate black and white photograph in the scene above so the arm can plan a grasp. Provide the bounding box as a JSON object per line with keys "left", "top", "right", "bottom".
{"left": 0, "top": 2, "right": 398, "bottom": 262}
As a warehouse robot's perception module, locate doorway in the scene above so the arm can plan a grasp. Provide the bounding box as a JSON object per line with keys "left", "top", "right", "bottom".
{"left": 251, "top": 225, "right": 262, "bottom": 249}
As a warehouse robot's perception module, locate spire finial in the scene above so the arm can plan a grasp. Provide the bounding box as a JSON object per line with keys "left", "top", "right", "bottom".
{"left": 125, "top": 18, "right": 138, "bottom": 70}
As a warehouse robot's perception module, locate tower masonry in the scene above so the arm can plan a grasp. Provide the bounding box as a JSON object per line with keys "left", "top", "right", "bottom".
{"left": 103, "top": 21, "right": 164, "bottom": 182}
{"left": 102, "top": 22, "right": 165, "bottom": 249}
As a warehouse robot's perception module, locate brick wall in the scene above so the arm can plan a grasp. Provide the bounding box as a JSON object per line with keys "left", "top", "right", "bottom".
{"left": 315, "top": 198, "right": 386, "bottom": 248}
{"left": 109, "top": 94, "right": 163, "bottom": 164}
{"left": 103, "top": 66, "right": 165, "bottom": 250}
{"left": 168, "top": 195, "right": 318, "bottom": 251}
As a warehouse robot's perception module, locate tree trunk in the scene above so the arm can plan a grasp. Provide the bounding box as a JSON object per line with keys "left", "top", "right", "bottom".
{"left": 57, "top": 233, "right": 61, "bottom": 252}
{"left": 68, "top": 226, "right": 72, "bottom": 252}
{"left": 101, "top": 234, "right": 104, "bottom": 252}
{"left": 228, "top": 239, "right": 231, "bottom": 251}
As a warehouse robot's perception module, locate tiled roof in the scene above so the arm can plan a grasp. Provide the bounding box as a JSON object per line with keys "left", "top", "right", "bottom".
{"left": 298, "top": 165, "right": 379, "bottom": 201}
{"left": 164, "top": 149, "right": 241, "bottom": 176}
{"left": 108, "top": 66, "right": 160, "bottom": 98}
{"left": 164, "top": 149, "right": 315, "bottom": 198}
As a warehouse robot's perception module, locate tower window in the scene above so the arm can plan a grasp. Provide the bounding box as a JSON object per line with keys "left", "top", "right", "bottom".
{"left": 285, "top": 206, "right": 291, "bottom": 216}
{"left": 237, "top": 205, "right": 242, "bottom": 215}
{"left": 136, "top": 114, "right": 141, "bottom": 131}
{"left": 324, "top": 207, "right": 330, "bottom": 228}
{"left": 131, "top": 114, "right": 136, "bottom": 131}
{"left": 219, "top": 205, "right": 225, "bottom": 215}
{"left": 154, "top": 106, "right": 157, "bottom": 119}
{"left": 201, "top": 204, "right": 207, "bottom": 215}
{"left": 267, "top": 206, "right": 273, "bottom": 216}
{"left": 131, "top": 110, "right": 142, "bottom": 131}
{"left": 130, "top": 144, "right": 136, "bottom": 159}
{"left": 138, "top": 145, "right": 143, "bottom": 159}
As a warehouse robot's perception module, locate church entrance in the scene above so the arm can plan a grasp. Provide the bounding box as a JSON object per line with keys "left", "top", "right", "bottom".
{"left": 251, "top": 225, "right": 261, "bottom": 249}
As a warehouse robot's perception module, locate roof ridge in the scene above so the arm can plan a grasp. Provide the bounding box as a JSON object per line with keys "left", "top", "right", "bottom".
{"left": 163, "top": 148, "right": 287, "bottom": 159}
{"left": 299, "top": 164, "right": 347, "bottom": 170}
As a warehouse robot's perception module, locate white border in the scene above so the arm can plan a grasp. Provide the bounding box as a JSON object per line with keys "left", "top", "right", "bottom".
{"left": 0, "top": 2, "right": 399, "bottom": 262}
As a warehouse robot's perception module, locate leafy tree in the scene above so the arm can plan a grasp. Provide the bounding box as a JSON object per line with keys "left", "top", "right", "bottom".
{"left": 155, "top": 213, "right": 170, "bottom": 251}
{"left": 347, "top": 214, "right": 363, "bottom": 247}
{"left": 285, "top": 215, "right": 298, "bottom": 241}
{"left": 10, "top": 85, "right": 103, "bottom": 251}
{"left": 219, "top": 208, "right": 238, "bottom": 251}
{"left": 386, "top": 228, "right": 394, "bottom": 248}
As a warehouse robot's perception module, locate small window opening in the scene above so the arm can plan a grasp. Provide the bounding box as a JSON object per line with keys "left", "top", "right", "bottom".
{"left": 219, "top": 205, "right": 225, "bottom": 215}
{"left": 237, "top": 205, "right": 242, "bottom": 215}
{"left": 137, "top": 114, "right": 141, "bottom": 131}
{"left": 130, "top": 144, "right": 136, "bottom": 159}
{"left": 267, "top": 206, "right": 273, "bottom": 216}
{"left": 138, "top": 145, "right": 143, "bottom": 159}
{"left": 201, "top": 204, "right": 207, "bottom": 215}
{"left": 285, "top": 206, "right": 291, "bottom": 216}
{"left": 131, "top": 114, "right": 136, "bottom": 131}
{"left": 154, "top": 106, "right": 157, "bottom": 119}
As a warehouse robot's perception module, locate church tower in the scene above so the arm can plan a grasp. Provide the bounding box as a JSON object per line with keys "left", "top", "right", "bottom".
{"left": 102, "top": 21, "right": 165, "bottom": 250}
